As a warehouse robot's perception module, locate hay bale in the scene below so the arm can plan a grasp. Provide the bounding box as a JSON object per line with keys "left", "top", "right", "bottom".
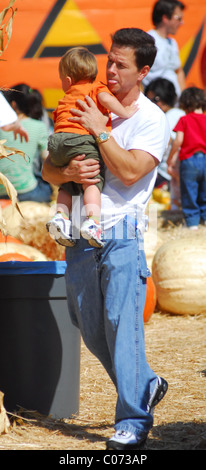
{"left": 0, "top": 392, "right": 10, "bottom": 435}
{"left": 144, "top": 229, "right": 163, "bottom": 271}
{"left": 2, "top": 201, "right": 51, "bottom": 237}
{"left": 19, "top": 220, "right": 65, "bottom": 261}
{"left": 1, "top": 201, "right": 65, "bottom": 260}
{"left": 152, "top": 235, "right": 206, "bottom": 315}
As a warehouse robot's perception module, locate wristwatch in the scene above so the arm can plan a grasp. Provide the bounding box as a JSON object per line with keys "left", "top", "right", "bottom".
{"left": 96, "top": 131, "right": 111, "bottom": 144}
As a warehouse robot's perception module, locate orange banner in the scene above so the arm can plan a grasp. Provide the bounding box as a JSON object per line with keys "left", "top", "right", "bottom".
{"left": 1, "top": 0, "right": 206, "bottom": 110}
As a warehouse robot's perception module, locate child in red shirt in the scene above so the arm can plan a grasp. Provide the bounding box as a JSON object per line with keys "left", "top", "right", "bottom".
{"left": 167, "top": 87, "right": 206, "bottom": 229}
{"left": 46, "top": 47, "right": 137, "bottom": 247}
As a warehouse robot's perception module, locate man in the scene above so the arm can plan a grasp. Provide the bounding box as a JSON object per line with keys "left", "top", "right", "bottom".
{"left": 142, "top": 0, "right": 186, "bottom": 97}
{"left": 42, "top": 28, "right": 170, "bottom": 450}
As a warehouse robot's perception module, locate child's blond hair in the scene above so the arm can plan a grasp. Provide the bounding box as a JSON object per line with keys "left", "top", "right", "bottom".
{"left": 59, "top": 47, "right": 97, "bottom": 84}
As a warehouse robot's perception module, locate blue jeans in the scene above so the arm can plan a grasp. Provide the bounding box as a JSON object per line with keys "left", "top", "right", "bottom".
{"left": 65, "top": 217, "right": 157, "bottom": 438}
{"left": 180, "top": 152, "right": 206, "bottom": 226}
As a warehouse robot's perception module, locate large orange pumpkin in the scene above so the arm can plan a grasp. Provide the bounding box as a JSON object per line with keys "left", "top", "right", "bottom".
{"left": 143, "top": 276, "right": 157, "bottom": 323}
{"left": 0, "top": 253, "right": 32, "bottom": 262}
{"left": 0, "top": 231, "right": 22, "bottom": 244}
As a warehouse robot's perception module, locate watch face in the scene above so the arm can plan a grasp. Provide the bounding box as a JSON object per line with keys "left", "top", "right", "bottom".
{"left": 96, "top": 131, "right": 110, "bottom": 143}
{"left": 100, "top": 132, "right": 107, "bottom": 140}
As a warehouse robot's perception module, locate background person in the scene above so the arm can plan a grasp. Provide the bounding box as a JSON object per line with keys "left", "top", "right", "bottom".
{"left": 0, "top": 90, "right": 28, "bottom": 142}
{"left": 167, "top": 86, "right": 206, "bottom": 229}
{"left": 142, "top": 0, "right": 186, "bottom": 98}
{"left": 0, "top": 84, "right": 52, "bottom": 202}
{"left": 145, "top": 77, "right": 185, "bottom": 209}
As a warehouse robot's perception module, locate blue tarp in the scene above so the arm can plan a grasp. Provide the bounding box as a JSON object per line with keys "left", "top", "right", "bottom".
{"left": 0, "top": 261, "right": 67, "bottom": 276}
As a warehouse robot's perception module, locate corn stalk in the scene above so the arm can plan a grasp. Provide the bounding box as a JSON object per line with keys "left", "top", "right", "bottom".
{"left": 0, "top": 136, "right": 25, "bottom": 233}
{"left": 0, "top": 138, "right": 26, "bottom": 161}
{"left": 0, "top": 139, "right": 26, "bottom": 222}
{"left": 0, "top": 0, "right": 17, "bottom": 59}
{"left": 0, "top": 169, "right": 23, "bottom": 234}
{"left": 0, "top": 391, "right": 10, "bottom": 434}
{"left": 0, "top": 0, "right": 24, "bottom": 235}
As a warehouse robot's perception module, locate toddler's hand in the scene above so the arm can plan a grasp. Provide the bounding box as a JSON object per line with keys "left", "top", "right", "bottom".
{"left": 167, "top": 165, "right": 178, "bottom": 178}
{"left": 124, "top": 101, "right": 139, "bottom": 118}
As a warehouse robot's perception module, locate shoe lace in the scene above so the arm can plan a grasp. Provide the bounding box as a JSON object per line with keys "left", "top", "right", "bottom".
{"left": 116, "top": 430, "right": 130, "bottom": 438}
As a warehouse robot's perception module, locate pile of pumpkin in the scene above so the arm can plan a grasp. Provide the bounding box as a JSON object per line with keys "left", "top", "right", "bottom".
{"left": 149, "top": 187, "right": 171, "bottom": 211}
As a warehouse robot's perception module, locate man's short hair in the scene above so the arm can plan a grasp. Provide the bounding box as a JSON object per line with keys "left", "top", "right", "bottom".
{"left": 111, "top": 28, "right": 157, "bottom": 70}
{"left": 152, "top": 0, "right": 185, "bottom": 27}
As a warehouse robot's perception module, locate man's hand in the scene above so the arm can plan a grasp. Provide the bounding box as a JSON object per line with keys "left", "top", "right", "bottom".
{"left": 69, "top": 96, "right": 108, "bottom": 137}
{"left": 167, "top": 164, "right": 176, "bottom": 177}
{"left": 42, "top": 154, "right": 101, "bottom": 186}
{"left": 68, "top": 154, "right": 101, "bottom": 185}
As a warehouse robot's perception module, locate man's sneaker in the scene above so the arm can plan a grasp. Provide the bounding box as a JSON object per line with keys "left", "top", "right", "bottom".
{"left": 106, "top": 430, "right": 147, "bottom": 450}
{"left": 46, "top": 213, "right": 76, "bottom": 247}
{"left": 80, "top": 218, "right": 104, "bottom": 248}
{"left": 147, "top": 376, "right": 168, "bottom": 414}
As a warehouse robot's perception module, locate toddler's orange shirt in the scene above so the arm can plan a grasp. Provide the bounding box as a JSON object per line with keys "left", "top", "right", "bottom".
{"left": 53, "top": 81, "right": 113, "bottom": 135}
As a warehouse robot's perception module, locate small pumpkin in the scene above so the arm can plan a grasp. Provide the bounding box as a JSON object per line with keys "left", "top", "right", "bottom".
{"left": 143, "top": 276, "right": 157, "bottom": 323}
{"left": 0, "top": 231, "right": 22, "bottom": 244}
{"left": 0, "top": 253, "right": 32, "bottom": 262}
{"left": 152, "top": 188, "right": 171, "bottom": 208}
{"left": 0, "top": 242, "right": 47, "bottom": 261}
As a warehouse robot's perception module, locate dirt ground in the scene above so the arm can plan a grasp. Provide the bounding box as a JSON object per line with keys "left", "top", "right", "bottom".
{"left": 0, "top": 211, "right": 206, "bottom": 452}
{"left": 0, "top": 313, "right": 206, "bottom": 452}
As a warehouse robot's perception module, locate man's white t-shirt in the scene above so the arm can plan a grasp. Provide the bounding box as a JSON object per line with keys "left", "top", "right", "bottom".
{"left": 0, "top": 92, "right": 17, "bottom": 127}
{"left": 142, "top": 30, "right": 181, "bottom": 97}
{"left": 100, "top": 92, "right": 170, "bottom": 230}
{"left": 72, "top": 92, "right": 170, "bottom": 232}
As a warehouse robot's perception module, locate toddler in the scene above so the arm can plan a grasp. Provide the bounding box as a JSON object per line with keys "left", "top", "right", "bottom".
{"left": 46, "top": 47, "right": 137, "bottom": 247}
{"left": 167, "top": 87, "right": 206, "bottom": 229}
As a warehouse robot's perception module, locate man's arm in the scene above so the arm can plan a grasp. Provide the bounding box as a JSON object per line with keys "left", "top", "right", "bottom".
{"left": 69, "top": 96, "right": 159, "bottom": 186}
{"left": 95, "top": 137, "right": 158, "bottom": 185}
